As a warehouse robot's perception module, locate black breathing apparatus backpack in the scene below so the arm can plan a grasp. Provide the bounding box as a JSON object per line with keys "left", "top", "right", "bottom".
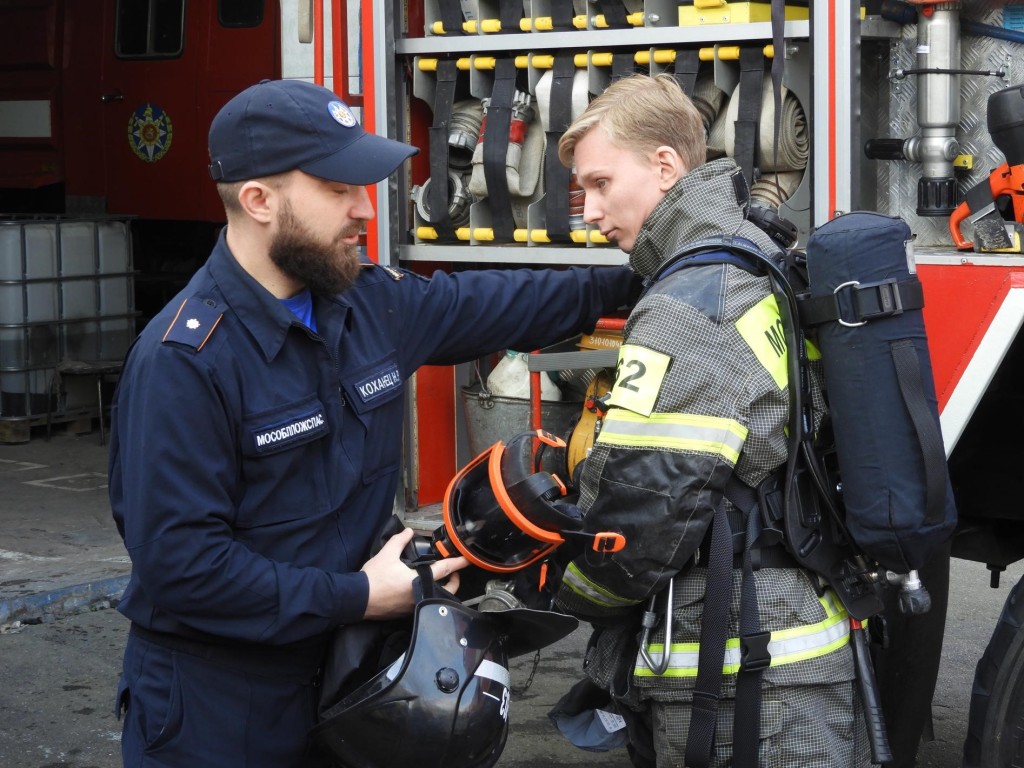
{"left": 645, "top": 209, "right": 958, "bottom": 768}
{"left": 651, "top": 209, "right": 957, "bottom": 616}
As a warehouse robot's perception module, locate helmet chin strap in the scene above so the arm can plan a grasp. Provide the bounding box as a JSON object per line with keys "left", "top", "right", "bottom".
{"left": 412, "top": 564, "right": 458, "bottom": 603}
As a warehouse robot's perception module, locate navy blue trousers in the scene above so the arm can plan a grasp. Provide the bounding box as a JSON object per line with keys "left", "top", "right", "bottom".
{"left": 115, "top": 629, "right": 330, "bottom": 767}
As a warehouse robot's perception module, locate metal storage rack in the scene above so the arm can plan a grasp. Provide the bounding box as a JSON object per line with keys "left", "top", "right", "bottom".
{"left": 370, "top": 1, "right": 881, "bottom": 269}
{"left": 366, "top": 1, "right": 881, "bottom": 509}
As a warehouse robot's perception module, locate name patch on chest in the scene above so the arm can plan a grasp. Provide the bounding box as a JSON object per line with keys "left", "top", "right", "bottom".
{"left": 354, "top": 363, "right": 403, "bottom": 406}
{"left": 252, "top": 408, "right": 329, "bottom": 453}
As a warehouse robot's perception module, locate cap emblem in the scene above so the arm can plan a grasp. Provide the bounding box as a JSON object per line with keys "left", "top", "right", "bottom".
{"left": 327, "top": 101, "right": 356, "bottom": 128}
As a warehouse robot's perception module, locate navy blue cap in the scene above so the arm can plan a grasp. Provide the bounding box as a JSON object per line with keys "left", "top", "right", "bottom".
{"left": 208, "top": 79, "right": 417, "bottom": 185}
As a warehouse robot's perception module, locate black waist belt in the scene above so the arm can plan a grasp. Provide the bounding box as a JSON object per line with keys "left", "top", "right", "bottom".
{"left": 694, "top": 539, "right": 799, "bottom": 570}
{"left": 130, "top": 623, "right": 326, "bottom": 683}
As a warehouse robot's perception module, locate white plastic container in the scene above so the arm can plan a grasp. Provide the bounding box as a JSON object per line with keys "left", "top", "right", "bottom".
{"left": 0, "top": 216, "right": 135, "bottom": 419}
{"left": 486, "top": 350, "right": 562, "bottom": 402}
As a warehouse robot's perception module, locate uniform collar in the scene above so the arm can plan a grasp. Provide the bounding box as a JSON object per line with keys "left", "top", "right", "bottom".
{"left": 207, "top": 228, "right": 350, "bottom": 361}
{"left": 628, "top": 157, "right": 776, "bottom": 279}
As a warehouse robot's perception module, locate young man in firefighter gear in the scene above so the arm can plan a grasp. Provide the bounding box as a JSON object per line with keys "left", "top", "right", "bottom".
{"left": 107, "top": 78, "right": 635, "bottom": 767}
{"left": 553, "top": 74, "right": 873, "bottom": 768}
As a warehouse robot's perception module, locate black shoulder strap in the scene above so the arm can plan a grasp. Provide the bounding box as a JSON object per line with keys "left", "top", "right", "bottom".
{"left": 662, "top": 234, "right": 785, "bottom": 768}
{"left": 684, "top": 502, "right": 735, "bottom": 768}
{"left": 648, "top": 235, "right": 774, "bottom": 289}
{"left": 733, "top": 507, "right": 769, "bottom": 768}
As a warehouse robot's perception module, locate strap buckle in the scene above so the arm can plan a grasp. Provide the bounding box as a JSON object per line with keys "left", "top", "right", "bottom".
{"left": 740, "top": 631, "right": 772, "bottom": 672}
{"left": 833, "top": 278, "right": 905, "bottom": 328}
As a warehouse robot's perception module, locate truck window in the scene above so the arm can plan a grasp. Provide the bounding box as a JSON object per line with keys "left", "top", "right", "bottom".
{"left": 220, "top": 0, "right": 264, "bottom": 28}
{"left": 116, "top": 0, "right": 185, "bottom": 58}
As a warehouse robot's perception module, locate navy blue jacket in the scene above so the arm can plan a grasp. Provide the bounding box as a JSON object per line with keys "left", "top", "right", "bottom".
{"left": 109, "top": 231, "right": 632, "bottom": 647}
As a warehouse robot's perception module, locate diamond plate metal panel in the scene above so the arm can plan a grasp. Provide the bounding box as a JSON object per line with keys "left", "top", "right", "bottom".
{"left": 873, "top": 2, "right": 1023, "bottom": 246}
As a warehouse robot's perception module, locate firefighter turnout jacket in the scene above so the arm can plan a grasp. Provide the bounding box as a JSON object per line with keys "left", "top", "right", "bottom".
{"left": 555, "top": 158, "right": 865, "bottom": 765}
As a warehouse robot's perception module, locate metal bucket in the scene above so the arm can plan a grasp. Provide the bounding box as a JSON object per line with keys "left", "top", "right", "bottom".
{"left": 459, "top": 383, "right": 582, "bottom": 457}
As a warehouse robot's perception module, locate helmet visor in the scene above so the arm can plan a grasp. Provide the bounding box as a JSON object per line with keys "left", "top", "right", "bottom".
{"left": 443, "top": 445, "right": 559, "bottom": 572}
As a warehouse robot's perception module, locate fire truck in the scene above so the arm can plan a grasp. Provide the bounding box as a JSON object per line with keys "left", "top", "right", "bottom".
{"left": 3, "top": 0, "right": 1024, "bottom": 764}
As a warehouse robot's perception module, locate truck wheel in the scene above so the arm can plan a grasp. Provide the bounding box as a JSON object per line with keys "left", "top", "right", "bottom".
{"left": 964, "top": 574, "right": 1024, "bottom": 768}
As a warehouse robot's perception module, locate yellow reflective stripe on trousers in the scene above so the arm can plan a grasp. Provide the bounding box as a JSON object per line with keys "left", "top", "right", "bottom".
{"left": 596, "top": 410, "right": 748, "bottom": 464}
{"left": 634, "top": 593, "right": 850, "bottom": 677}
{"left": 561, "top": 562, "right": 640, "bottom": 610}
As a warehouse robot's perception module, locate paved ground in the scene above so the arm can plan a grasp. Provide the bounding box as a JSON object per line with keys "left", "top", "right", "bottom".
{"left": 0, "top": 427, "right": 629, "bottom": 767}
{"left": 1, "top": 425, "right": 1022, "bottom": 766}
{"left": 0, "top": 429, "right": 129, "bottom": 629}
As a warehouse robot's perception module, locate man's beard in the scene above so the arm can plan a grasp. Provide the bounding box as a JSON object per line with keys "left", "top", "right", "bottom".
{"left": 269, "top": 202, "right": 363, "bottom": 296}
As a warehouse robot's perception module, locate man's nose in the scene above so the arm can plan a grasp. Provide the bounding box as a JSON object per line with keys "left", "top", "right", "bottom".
{"left": 583, "top": 196, "right": 602, "bottom": 224}
{"left": 354, "top": 186, "right": 376, "bottom": 220}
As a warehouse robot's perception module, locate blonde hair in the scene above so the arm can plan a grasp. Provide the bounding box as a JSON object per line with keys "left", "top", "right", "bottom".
{"left": 558, "top": 73, "right": 706, "bottom": 174}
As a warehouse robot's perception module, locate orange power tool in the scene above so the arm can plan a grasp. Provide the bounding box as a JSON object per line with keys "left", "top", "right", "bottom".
{"left": 949, "top": 161, "right": 1024, "bottom": 251}
{"left": 949, "top": 84, "right": 1024, "bottom": 252}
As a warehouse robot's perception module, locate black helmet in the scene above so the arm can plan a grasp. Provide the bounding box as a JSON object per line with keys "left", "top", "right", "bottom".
{"left": 313, "top": 592, "right": 512, "bottom": 767}
{"left": 436, "top": 430, "right": 624, "bottom": 572}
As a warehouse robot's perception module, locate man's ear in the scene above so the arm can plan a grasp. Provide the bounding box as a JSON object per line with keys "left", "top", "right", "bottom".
{"left": 654, "top": 146, "right": 685, "bottom": 192}
{"left": 237, "top": 181, "right": 275, "bottom": 224}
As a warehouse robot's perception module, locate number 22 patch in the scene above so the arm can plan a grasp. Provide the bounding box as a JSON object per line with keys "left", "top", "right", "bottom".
{"left": 606, "top": 343, "right": 671, "bottom": 417}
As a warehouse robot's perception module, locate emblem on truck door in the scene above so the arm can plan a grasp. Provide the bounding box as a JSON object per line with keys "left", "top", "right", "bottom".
{"left": 128, "top": 103, "right": 173, "bottom": 162}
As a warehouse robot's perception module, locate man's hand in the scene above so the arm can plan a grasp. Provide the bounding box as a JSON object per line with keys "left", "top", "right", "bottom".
{"left": 360, "top": 527, "right": 469, "bottom": 620}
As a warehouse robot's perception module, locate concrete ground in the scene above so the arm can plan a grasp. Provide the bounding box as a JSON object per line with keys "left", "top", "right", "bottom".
{"left": 0, "top": 428, "right": 129, "bottom": 629}
{"left": 0, "top": 426, "right": 629, "bottom": 766}
{"left": 1, "top": 423, "right": 1021, "bottom": 767}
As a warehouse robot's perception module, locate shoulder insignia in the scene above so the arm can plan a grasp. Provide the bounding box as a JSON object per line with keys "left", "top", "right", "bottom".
{"left": 162, "top": 297, "right": 223, "bottom": 351}
{"left": 359, "top": 260, "right": 406, "bottom": 281}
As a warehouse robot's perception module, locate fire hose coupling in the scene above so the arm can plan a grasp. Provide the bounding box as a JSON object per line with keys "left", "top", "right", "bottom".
{"left": 479, "top": 92, "right": 535, "bottom": 170}
{"left": 568, "top": 172, "right": 586, "bottom": 231}
{"left": 412, "top": 170, "right": 474, "bottom": 228}
{"left": 448, "top": 100, "right": 484, "bottom": 171}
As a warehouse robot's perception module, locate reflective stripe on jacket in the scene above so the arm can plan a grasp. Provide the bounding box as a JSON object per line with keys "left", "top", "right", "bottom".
{"left": 635, "top": 592, "right": 850, "bottom": 678}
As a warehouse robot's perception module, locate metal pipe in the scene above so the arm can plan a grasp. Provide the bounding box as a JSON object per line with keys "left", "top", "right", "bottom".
{"left": 909, "top": 2, "right": 961, "bottom": 215}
